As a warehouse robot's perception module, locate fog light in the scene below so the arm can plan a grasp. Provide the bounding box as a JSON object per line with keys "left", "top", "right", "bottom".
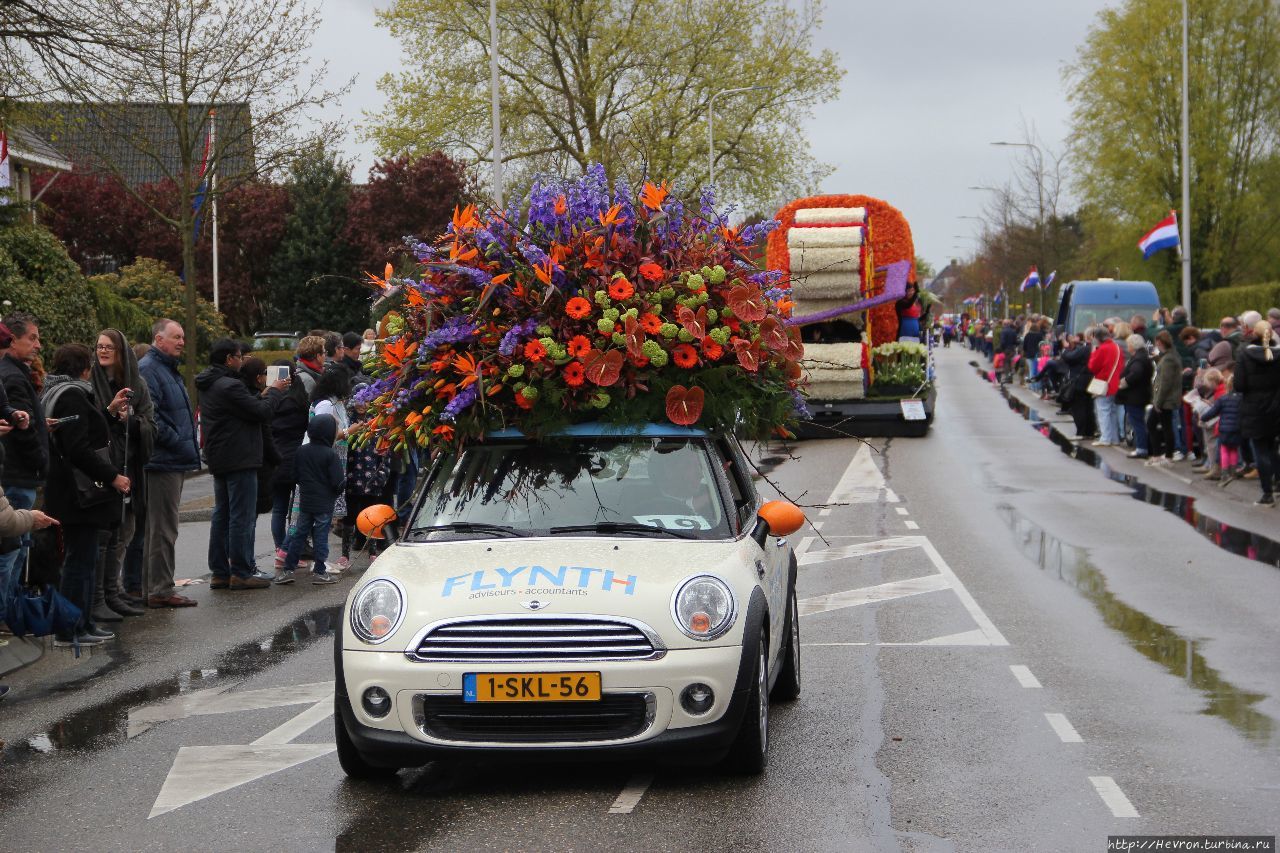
{"left": 680, "top": 682, "right": 715, "bottom": 715}
{"left": 362, "top": 686, "right": 392, "bottom": 718}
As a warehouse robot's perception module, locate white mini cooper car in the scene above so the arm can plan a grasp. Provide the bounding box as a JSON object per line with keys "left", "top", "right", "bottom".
{"left": 335, "top": 424, "right": 804, "bottom": 778}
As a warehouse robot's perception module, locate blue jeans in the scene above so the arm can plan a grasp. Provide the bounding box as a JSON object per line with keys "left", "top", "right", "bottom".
{"left": 1094, "top": 394, "right": 1121, "bottom": 444}
{"left": 0, "top": 486, "right": 37, "bottom": 618}
{"left": 1172, "top": 405, "right": 1187, "bottom": 454}
{"left": 271, "top": 484, "right": 292, "bottom": 552}
{"left": 286, "top": 510, "right": 331, "bottom": 575}
{"left": 1124, "top": 404, "right": 1149, "bottom": 454}
{"left": 58, "top": 524, "right": 102, "bottom": 637}
{"left": 209, "top": 469, "right": 258, "bottom": 579}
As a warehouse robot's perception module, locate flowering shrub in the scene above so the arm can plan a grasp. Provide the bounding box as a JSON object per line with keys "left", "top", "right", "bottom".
{"left": 870, "top": 340, "right": 928, "bottom": 391}
{"left": 357, "top": 166, "right": 806, "bottom": 452}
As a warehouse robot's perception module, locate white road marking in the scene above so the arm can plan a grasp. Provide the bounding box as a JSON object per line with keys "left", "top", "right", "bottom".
{"left": 819, "top": 508, "right": 832, "bottom": 517}
{"left": 1010, "top": 665, "right": 1042, "bottom": 688}
{"left": 894, "top": 507, "right": 909, "bottom": 516}
{"left": 251, "top": 698, "right": 333, "bottom": 746}
{"left": 149, "top": 744, "right": 336, "bottom": 818}
{"left": 904, "top": 520, "right": 920, "bottom": 530}
{"left": 798, "top": 536, "right": 919, "bottom": 566}
{"left": 800, "top": 573, "right": 951, "bottom": 616}
{"left": 128, "top": 681, "right": 335, "bottom": 738}
{"left": 826, "top": 443, "right": 890, "bottom": 505}
{"left": 608, "top": 773, "right": 655, "bottom": 814}
{"left": 1044, "top": 713, "right": 1083, "bottom": 743}
{"left": 804, "top": 630, "right": 996, "bottom": 647}
{"left": 811, "top": 520, "right": 824, "bottom": 532}
{"left": 884, "top": 489, "right": 900, "bottom": 503}
{"left": 1089, "top": 776, "right": 1140, "bottom": 818}
{"left": 915, "top": 537, "right": 1009, "bottom": 646}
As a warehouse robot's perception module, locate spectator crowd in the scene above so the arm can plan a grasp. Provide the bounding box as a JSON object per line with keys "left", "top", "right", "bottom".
{"left": 961, "top": 306, "right": 1280, "bottom": 510}
{"left": 0, "top": 317, "right": 417, "bottom": 702}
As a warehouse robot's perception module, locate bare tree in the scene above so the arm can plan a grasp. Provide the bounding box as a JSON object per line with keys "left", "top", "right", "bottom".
{"left": 30, "top": 0, "right": 349, "bottom": 383}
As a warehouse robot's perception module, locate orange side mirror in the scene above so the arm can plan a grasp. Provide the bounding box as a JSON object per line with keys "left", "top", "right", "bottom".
{"left": 758, "top": 500, "right": 805, "bottom": 537}
{"left": 357, "top": 504, "right": 398, "bottom": 540}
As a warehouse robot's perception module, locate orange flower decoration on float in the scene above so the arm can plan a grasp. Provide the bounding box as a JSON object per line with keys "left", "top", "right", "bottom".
{"left": 562, "top": 361, "right": 586, "bottom": 387}
{"left": 639, "top": 181, "right": 669, "bottom": 211}
{"left": 702, "top": 339, "right": 724, "bottom": 361}
{"left": 639, "top": 312, "right": 663, "bottom": 334}
{"left": 638, "top": 262, "right": 664, "bottom": 281}
{"left": 608, "top": 276, "right": 635, "bottom": 300}
{"left": 665, "top": 385, "right": 705, "bottom": 426}
{"left": 523, "top": 340, "right": 548, "bottom": 362}
{"left": 565, "top": 296, "right": 592, "bottom": 319}
{"left": 727, "top": 284, "right": 767, "bottom": 323}
{"left": 672, "top": 344, "right": 698, "bottom": 368}
{"left": 567, "top": 334, "right": 591, "bottom": 358}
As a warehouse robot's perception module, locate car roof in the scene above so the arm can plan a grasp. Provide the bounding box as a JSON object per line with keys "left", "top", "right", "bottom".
{"left": 1064, "top": 281, "right": 1160, "bottom": 301}
{"left": 486, "top": 422, "right": 710, "bottom": 439}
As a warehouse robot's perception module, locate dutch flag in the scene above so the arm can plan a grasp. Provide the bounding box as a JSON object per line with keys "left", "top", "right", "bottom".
{"left": 1138, "top": 211, "right": 1180, "bottom": 259}
{"left": 1019, "top": 267, "right": 1040, "bottom": 292}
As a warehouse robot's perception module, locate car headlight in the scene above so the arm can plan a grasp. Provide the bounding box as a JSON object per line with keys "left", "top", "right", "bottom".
{"left": 672, "top": 575, "right": 736, "bottom": 640}
{"left": 350, "top": 578, "right": 406, "bottom": 644}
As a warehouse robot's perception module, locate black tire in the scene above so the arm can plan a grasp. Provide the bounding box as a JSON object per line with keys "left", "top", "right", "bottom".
{"left": 770, "top": 586, "right": 801, "bottom": 701}
{"left": 725, "top": 636, "right": 769, "bottom": 775}
{"left": 335, "top": 695, "right": 400, "bottom": 780}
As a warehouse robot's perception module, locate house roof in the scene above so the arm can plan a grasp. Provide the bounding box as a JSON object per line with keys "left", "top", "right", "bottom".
{"left": 7, "top": 125, "right": 72, "bottom": 172}
{"left": 29, "top": 102, "right": 255, "bottom": 185}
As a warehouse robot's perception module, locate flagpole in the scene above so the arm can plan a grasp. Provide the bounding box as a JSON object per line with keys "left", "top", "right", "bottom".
{"left": 1179, "top": 0, "right": 1192, "bottom": 319}
{"left": 210, "top": 109, "right": 220, "bottom": 312}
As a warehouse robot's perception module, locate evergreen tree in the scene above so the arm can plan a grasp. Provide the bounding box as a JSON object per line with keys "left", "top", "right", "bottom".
{"left": 265, "top": 148, "right": 366, "bottom": 332}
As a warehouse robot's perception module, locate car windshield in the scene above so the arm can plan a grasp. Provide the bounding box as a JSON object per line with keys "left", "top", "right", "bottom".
{"left": 1072, "top": 304, "right": 1155, "bottom": 333}
{"left": 253, "top": 336, "right": 296, "bottom": 351}
{"left": 410, "top": 437, "right": 731, "bottom": 540}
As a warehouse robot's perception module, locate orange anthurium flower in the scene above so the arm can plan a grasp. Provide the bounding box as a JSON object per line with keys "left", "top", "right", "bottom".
{"left": 640, "top": 181, "right": 669, "bottom": 211}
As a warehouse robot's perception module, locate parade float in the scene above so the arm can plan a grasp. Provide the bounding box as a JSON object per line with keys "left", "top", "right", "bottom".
{"left": 766, "top": 195, "right": 935, "bottom": 437}
{"left": 355, "top": 165, "right": 808, "bottom": 453}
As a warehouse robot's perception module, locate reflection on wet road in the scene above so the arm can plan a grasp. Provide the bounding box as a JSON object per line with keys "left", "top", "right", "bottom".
{"left": 996, "top": 502, "right": 1276, "bottom": 749}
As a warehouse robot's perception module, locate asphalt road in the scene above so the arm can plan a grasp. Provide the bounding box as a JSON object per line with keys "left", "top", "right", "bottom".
{"left": 0, "top": 346, "right": 1276, "bottom": 852}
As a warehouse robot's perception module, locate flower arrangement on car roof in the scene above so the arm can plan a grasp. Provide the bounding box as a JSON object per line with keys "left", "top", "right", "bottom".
{"left": 355, "top": 165, "right": 808, "bottom": 452}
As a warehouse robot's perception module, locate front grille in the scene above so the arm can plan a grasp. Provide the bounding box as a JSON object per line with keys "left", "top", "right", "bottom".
{"left": 418, "top": 693, "right": 653, "bottom": 743}
{"left": 409, "top": 616, "right": 663, "bottom": 662}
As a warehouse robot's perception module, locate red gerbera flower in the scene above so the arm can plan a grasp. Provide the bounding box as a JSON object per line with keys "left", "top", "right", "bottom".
{"left": 567, "top": 334, "right": 591, "bottom": 358}
{"left": 524, "top": 340, "right": 547, "bottom": 362}
{"left": 608, "top": 277, "right": 635, "bottom": 300}
{"left": 562, "top": 361, "right": 586, "bottom": 387}
{"left": 672, "top": 344, "right": 698, "bottom": 368}
{"left": 639, "top": 312, "right": 663, "bottom": 334}
{"left": 702, "top": 340, "right": 724, "bottom": 361}
{"left": 638, "top": 262, "right": 664, "bottom": 281}
{"left": 565, "top": 296, "right": 592, "bottom": 319}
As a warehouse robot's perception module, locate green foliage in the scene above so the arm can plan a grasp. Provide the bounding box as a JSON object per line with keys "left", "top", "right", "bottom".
{"left": 1196, "top": 282, "right": 1280, "bottom": 323}
{"left": 0, "top": 223, "right": 99, "bottom": 346}
{"left": 265, "top": 147, "right": 367, "bottom": 332}
{"left": 87, "top": 278, "right": 154, "bottom": 342}
{"left": 1066, "top": 0, "right": 1280, "bottom": 298}
{"left": 89, "top": 258, "right": 230, "bottom": 353}
{"left": 368, "top": 0, "right": 843, "bottom": 211}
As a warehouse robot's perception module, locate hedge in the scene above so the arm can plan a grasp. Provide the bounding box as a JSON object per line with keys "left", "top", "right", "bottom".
{"left": 1197, "top": 282, "right": 1280, "bottom": 325}
{"left": 0, "top": 224, "right": 100, "bottom": 345}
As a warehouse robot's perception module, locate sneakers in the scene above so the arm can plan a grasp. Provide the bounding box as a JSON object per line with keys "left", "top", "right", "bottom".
{"left": 53, "top": 633, "right": 104, "bottom": 647}
{"left": 275, "top": 548, "right": 312, "bottom": 570}
{"left": 1219, "top": 471, "right": 1236, "bottom": 487}
{"left": 312, "top": 572, "right": 338, "bottom": 585}
{"left": 229, "top": 575, "right": 271, "bottom": 590}
{"left": 1127, "top": 450, "right": 1148, "bottom": 459}
{"left": 1255, "top": 494, "right": 1275, "bottom": 507}
{"left": 1145, "top": 457, "right": 1171, "bottom": 467}
{"left": 1170, "top": 451, "right": 1186, "bottom": 462}
{"left": 272, "top": 570, "right": 297, "bottom": 585}
{"left": 335, "top": 556, "right": 351, "bottom": 572}
{"left": 1203, "top": 470, "right": 1222, "bottom": 481}
{"left": 1091, "top": 440, "right": 1113, "bottom": 447}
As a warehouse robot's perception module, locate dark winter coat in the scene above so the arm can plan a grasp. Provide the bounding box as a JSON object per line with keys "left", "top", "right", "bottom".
{"left": 194, "top": 364, "right": 273, "bottom": 475}
{"left": 1021, "top": 330, "right": 1045, "bottom": 360}
{"left": 138, "top": 348, "right": 200, "bottom": 472}
{"left": 1233, "top": 342, "right": 1280, "bottom": 440}
{"left": 92, "top": 339, "right": 155, "bottom": 514}
{"left": 268, "top": 382, "right": 310, "bottom": 490}
{"left": 0, "top": 355, "right": 50, "bottom": 488}
{"left": 42, "top": 376, "right": 123, "bottom": 528}
{"left": 1062, "top": 343, "right": 1093, "bottom": 395}
{"left": 1153, "top": 348, "right": 1183, "bottom": 411}
{"left": 998, "top": 326, "right": 1018, "bottom": 353}
{"left": 1201, "top": 391, "right": 1243, "bottom": 446}
{"left": 1117, "top": 348, "right": 1153, "bottom": 408}
{"left": 293, "top": 414, "right": 344, "bottom": 515}
{"left": 245, "top": 377, "right": 283, "bottom": 514}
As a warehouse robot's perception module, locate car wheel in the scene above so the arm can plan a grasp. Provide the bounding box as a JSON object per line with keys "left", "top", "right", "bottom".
{"left": 770, "top": 586, "right": 801, "bottom": 701}
{"left": 725, "top": 635, "right": 769, "bottom": 775}
{"left": 335, "top": 695, "right": 400, "bottom": 780}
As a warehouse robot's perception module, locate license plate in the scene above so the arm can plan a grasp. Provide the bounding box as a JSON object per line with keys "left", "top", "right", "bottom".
{"left": 463, "top": 672, "right": 602, "bottom": 702}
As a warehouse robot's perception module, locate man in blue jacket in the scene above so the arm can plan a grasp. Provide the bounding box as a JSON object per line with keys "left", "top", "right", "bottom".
{"left": 138, "top": 319, "right": 201, "bottom": 608}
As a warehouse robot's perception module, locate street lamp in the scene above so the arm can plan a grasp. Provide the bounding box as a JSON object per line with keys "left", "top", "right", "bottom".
{"left": 708, "top": 86, "right": 768, "bottom": 188}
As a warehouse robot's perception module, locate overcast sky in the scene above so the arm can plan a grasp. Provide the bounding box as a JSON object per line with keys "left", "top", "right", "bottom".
{"left": 310, "top": 0, "right": 1115, "bottom": 275}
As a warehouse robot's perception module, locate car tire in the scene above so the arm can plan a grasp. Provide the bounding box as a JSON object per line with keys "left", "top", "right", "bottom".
{"left": 725, "top": 635, "right": 769, "bottom": 775}
{"left": 770, "top": 585, "right": 801, "bottom": 702}
{"left": 335, "top": 695, "right": 400, "bottom": 780}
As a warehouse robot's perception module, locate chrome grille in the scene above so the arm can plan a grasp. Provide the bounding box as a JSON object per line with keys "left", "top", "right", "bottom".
{"left": 409, "top": 616, "right": 664, "bottom": 662}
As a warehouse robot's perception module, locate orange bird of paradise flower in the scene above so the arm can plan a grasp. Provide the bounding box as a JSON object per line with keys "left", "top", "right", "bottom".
{"left": 452, "top": 352, "right": 481, "bottom": 388}
{"left": 639, "top": 181, "right": 669, "bottom": 211}
{"left": 452, "top": 204, "right": 479, "bottom": 230}
{"left": 598, "top": 203, "right": 623, "bottom": 228}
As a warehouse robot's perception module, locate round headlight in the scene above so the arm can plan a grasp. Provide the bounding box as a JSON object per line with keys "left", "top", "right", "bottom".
{"left": 350, "top": 579, "right": 405, "bottom": 644}
{"left": 672, "top": 575, "right": 736, "bottom": 640}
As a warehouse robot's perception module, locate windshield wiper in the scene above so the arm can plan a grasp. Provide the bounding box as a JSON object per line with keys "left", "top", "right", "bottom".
{"left": 408, "top": 522, "right": 528, "bottom": 539}
{"left": 548, "top": 522, "right": 695, "bottom": 540}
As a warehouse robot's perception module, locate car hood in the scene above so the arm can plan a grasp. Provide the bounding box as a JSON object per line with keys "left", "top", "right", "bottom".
{"left": 349, "top": 535, "right": 762, "bottom": 650}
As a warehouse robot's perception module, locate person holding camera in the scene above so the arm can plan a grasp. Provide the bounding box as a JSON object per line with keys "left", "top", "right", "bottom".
{"left": 90, "top": 328, "right": 154, "bottom": 621}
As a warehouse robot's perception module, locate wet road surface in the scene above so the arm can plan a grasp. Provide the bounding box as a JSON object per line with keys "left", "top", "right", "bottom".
{"left": 1, "top": 346, "right": 1277, "bottom": 851}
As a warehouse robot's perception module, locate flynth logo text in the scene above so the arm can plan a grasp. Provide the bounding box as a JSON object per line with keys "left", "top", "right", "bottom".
{"left": 442, "top": 565, "right": 637, "bottom": 597}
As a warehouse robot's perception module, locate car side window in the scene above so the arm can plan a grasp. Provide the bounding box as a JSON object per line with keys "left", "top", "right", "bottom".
{"left": 715, "top": 437, "right": 753, "bottom": 529}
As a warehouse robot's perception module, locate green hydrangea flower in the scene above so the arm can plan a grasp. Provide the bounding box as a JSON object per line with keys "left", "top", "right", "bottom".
{"left": 677, "top": 329, "right": 694, "bottom": 343}
{"left": 708, "top": 265, "right": 727, "bottom": 284}
{"left": 594, "top": 290, "right": 611, "bottom": 306}
{"left": 720, "top": 305, "right": 734, "bottom": 318}
{"left": 597, "top": 318, "right": 616, "bottom": 334}
{"left": 547, "top": 343, "right": 567, "bottom": 361}
{"left": 603, "top": 307, "right": 620, "bottom": 322}
{"left": 506, "top": 363, "right": 526, "bottom": 378}
{"left": 686, "top": 273, "right": 705, "bottom": 292}
{"left": 520, "top": 386, "right": 539, "bottom": 401}
{"left": 706, "top": 309, "right": 719, "bottom": 323}
{"left": 624, "top": 307, "right": 639, "bottom": 319}
{"left": 659, "top": 323, "right": 678, "bottom": 339}
{"left": 538, "top": 336, "right": 556, "bottom": 350}
{"left": 709, "top": 327, "right": 731, "bottom": 345}
{"left": 641, "top": 340, "right": 665, "bottom": 360}
{"left": 659, "top": 286, "right": 676, "bottom": 300}
{"left": 536, "top": 325, "right": 553, "bottom": 337}
{"left": 612, "top": 333, "right": 627, "bottom": 346}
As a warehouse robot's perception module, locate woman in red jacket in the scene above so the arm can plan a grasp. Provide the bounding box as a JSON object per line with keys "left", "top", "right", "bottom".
{"left": 1086, "top": 327, "right": 1125, "bottom": 447}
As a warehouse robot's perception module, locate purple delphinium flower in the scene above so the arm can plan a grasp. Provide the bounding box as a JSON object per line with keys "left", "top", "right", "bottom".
{"left": 499, "top": 319, "right": 538, "bottom": 357}
{"left": 440, "top": 384, "right": 478, "bottom": 423}
{"left": 422, "top": 317, "right": 477, "bottom": 351}
{"left": 790, "top": 389, "right": 812, "bottom": 420}
{"left": 740, "top": 219, "right": 780, "bottom": 246}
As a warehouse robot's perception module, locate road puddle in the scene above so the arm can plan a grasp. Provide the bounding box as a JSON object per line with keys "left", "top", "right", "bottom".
{"left": 995, "top": 502, "right": 1276, "bottom": 750}
{"left": 978, "top": 366, "right": 1280, "bottom": 571}
{"left": 0, "top": 606, "right": 339, "bottom": 766}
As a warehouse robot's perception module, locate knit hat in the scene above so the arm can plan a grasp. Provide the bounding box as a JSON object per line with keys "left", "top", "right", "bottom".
{"left": 1208, "top": 340, "right": 1234, "bottom": 369}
